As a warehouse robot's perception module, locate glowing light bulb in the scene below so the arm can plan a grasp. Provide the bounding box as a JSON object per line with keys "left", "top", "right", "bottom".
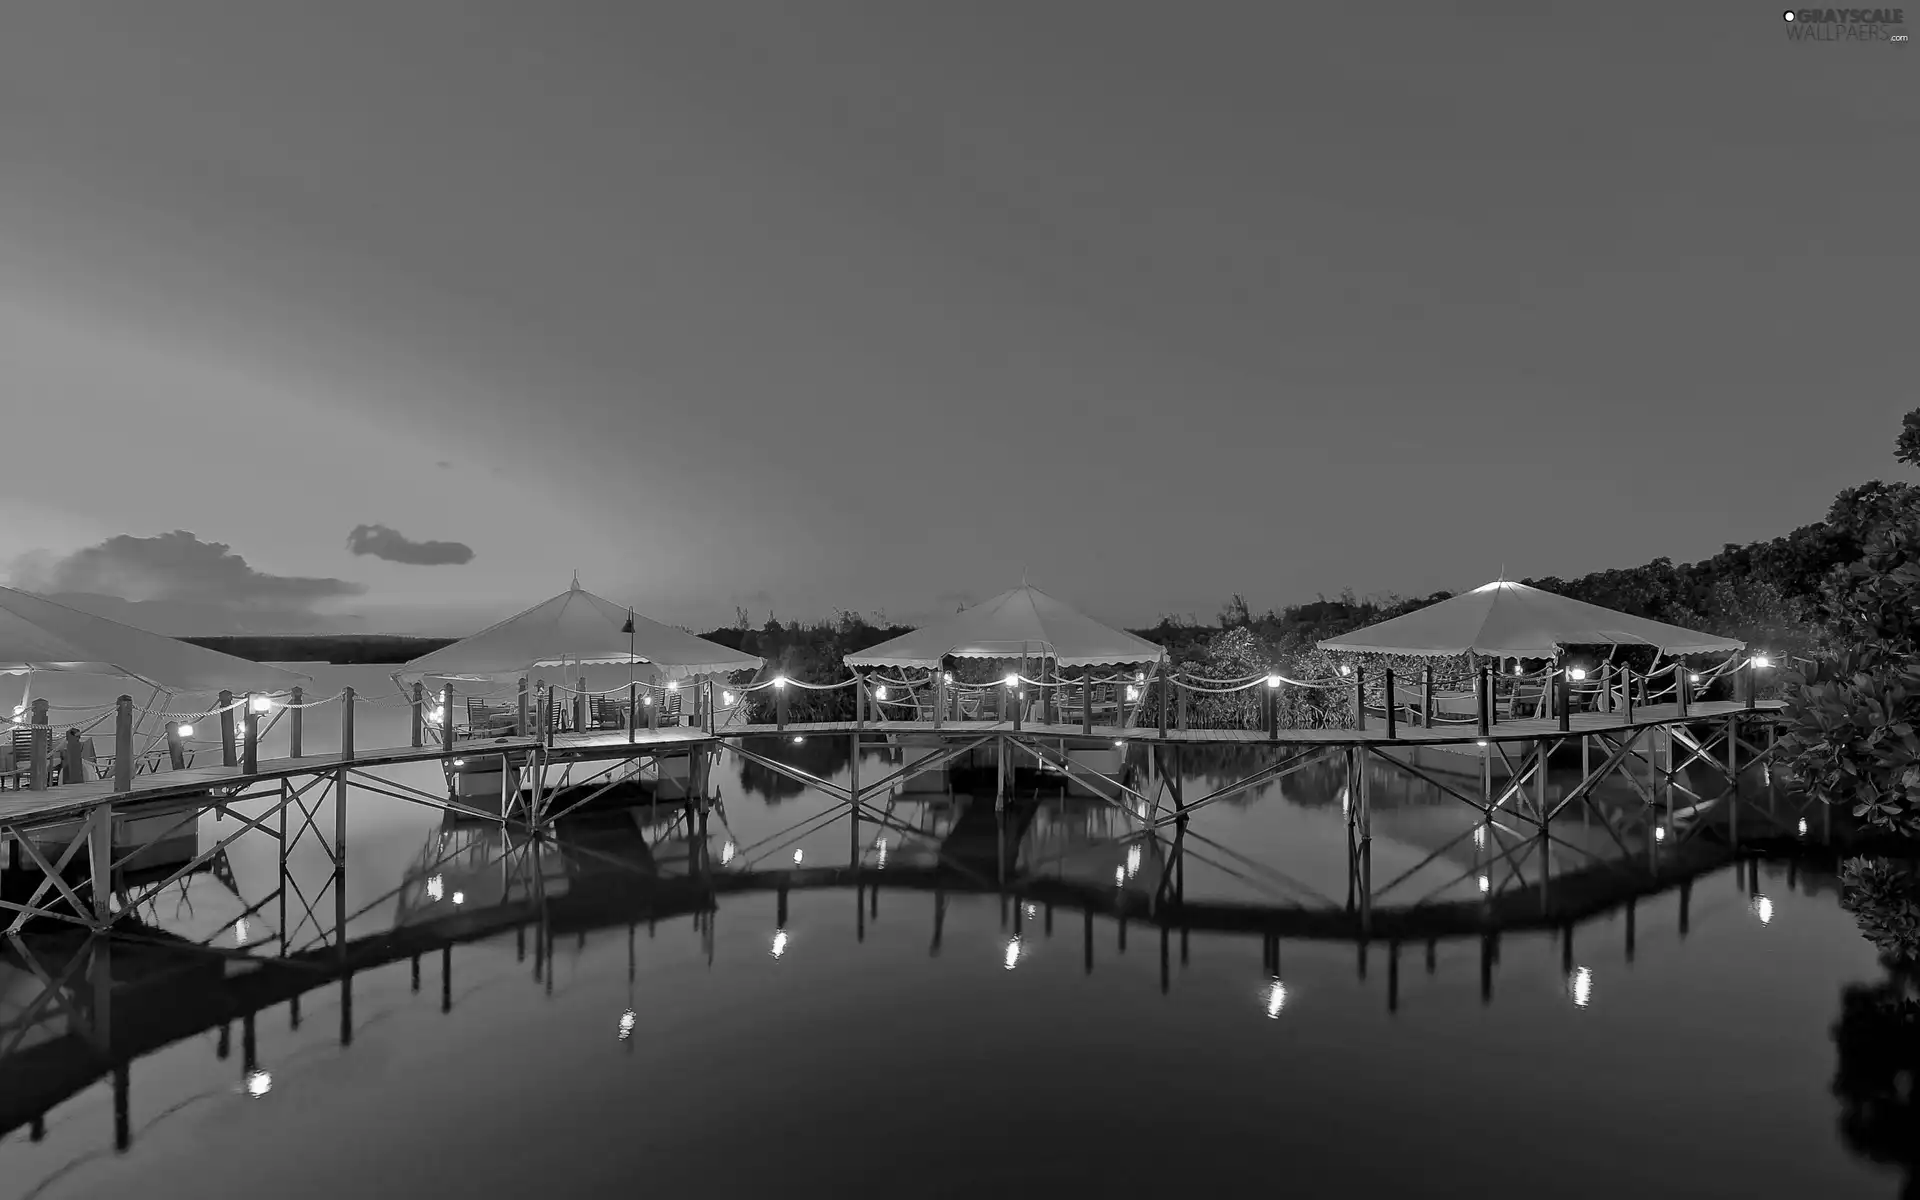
{"left": 792, "top": 849, "right": 804, "bottom": 865}
{"left": 1476, "top": 740, "right": 1488, "bottom": 747}
{"left": 429, "top": 706, "right": 445, "bottom": 722}
{"left": 1125, "top": 686, "right": 1139, "bottom": 702}
{"left": 722, "top": 691, "right": 735, "bottom": 705}
{"left": 1752, "top": 895, "right": 1774, "bottom": 925}
{"left": 643, "top": 694, "right": 653, "bottom": 706}
{"left": 771, "top": 930, "right": 788, "bottom": 958}
{"left": 1135, "top": 672, "right": 1145, "bottom": 682}
{"left": 1568, "top": 668, "right": 1586, "bottom": 681}
{"left": 244, "top": 1069, "right": 272, "bottom": 1098}
{"left": 178, "top": 723, "right": 194, "bottom": 738}
{"left": 452, "top": 758, "right": 464, "bottom": 767}
{"left": 1569, "top": 967, "right": 1593, "bottom": 1008}
{"left": 874, "top": 686, "right": 888, "bottom": 701}
{"left": 1514, "top": 665, "right": 1523, "bottom": 676}
{"left": 1114, "top": 866, "right": 1126, "bottom": 887}
{"left": 792, "top": 735, "right": 804, "bottom": 744}
{"left": 1114, "top": 740, "right": 1124, "bottom": 748}
{"left": 721, "top": 841, "right": 737, "bottom": 865}
{"left": 1689, "top": 673, "right": 1701, "bottom": 683}
{"left": 667, "top": 679, "right": 680, "bottom": 691}
{"left": 1266, "top": 674, "right": 1282, "bottom": 688}
{"left": 773, "top": 676, "right": 787, "bottom": 689}
{"left": 9, "top": 705, "right": 22, "bottom": 717}
{"left": 426, "top": 875, "right": 444, "bottom": 901}
{"left": 1004, "top": 937, "right": 1021, "bottom": 970}
{"left": 250, "top": 695, "right": 273, "bottom": 713}
{"left": 451, "top": 891, "right": 465, "bottom": 905}
{"left": 1478, "top": 874, "right": 1491, "bottom": 894}
{"left": 1339, "top": 664, "right": 1352, "bottom": 677}
{"left": 1004, "top": 674, "right": 1018, "bottom": 688}
{"left": 1266, "top": 980, "right": 1287, "bottom": 1018}
{"left": 943, "top": 672, "right": 953, "bottom": 684}
{"left": 1796, "top": 818, "right": 1808, "bottom": 836}
{"left": 618, "top": 1010, "right": 636, "bottom": 1040}
{"left": 1752, "top": 655, "right": 1771, "bottom": 668}
{"left": 1655, "top": 827, "right": 1667, "bottom": 842}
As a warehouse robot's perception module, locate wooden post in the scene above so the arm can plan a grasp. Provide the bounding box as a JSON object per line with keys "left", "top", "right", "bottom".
{"left": 1422, "top": 664, "right": 1434, "bottom": 729}
{"left": 89, "top": 797, "right": 113, "bottom": 924}
{"left": 219, "top": 690, "right": 236, "bottom": 767}
{"left": 290, "top": 686, "right": 303, "bottom": 758}
{"left": 113, "top": 695, "right": 134, "bottom": 792}
{"left": 1557, "top": 671, "right": 1571, "bottom": 734}
{"left": 854, "top": 674, "right": 866, "bottom": 729}
{"left": 411, "top": 682, "right": 424, "bottom": 747}
{"left": 1623, "top": 667, "right": 1635, "bottom": 724}
{"left": 64, "top": 728, "right": 84, "bottom": 786}
{"left": 441, "top": 685, "right": 455, "bottom": 755}
{"left": 1383, "top": 670, "right": 1397, "bottom": 740}
{"left": 1158, "top": 663, "right": 1170, "bottom": 738}
{"left": 776, "top": 680, "right": 788, "bottom": 731}
{"left": 1676, "top": 667, "right": 1690, "bottom": 717}
{"left": 337, "top": 686, "right": 355, "bottom": 875}
{"left": 517, "top": 677, "right": 530, "bottom": 738}
{"left": 1353, "top": 667, "right": 1366, "bottom": 732}
{"left": 628, "top": 682, "right": 638, "bottom": 743}
{"left": 1745, "top": 659, "right": 1758, "bottom": 710}
{"left": 166, "top": 721, "right": 186, "bottom": 770}
{"left": 647, "top": 684, "right": 659, "bottom": 732}
{"left": 1266, "top": 681, "right": 1278, "bottom": 741}
{"left": 341, "top": 687, "right": 356, "bottom": 762}
{"left": 1476, "top": 667, "right": 1490, "bottom": 737}
{"left": 1486, "top": 666, "right": 1498, "bottom": 728}
{"left": 1081, "top": 673, "right": 1093, "bottom": 735}
{"left": 28, "top": 698, "right": 49, "bottom": 791}
{"left": 242, "top": 695, "right": 258, "bottom": 775}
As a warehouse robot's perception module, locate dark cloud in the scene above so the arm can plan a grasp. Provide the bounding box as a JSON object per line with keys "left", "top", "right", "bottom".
{"left": 5, "top": 530, "right": 366, "bottom": 635}
{"left": 345, "top": 523, "right": 475, "bottom": 566}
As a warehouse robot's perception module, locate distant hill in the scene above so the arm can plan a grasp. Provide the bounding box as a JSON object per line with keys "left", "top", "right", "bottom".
{"left": 181, "top": 634, "right": 459, "bottom": 665}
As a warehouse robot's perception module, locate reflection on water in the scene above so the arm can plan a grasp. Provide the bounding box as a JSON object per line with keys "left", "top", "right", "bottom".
{"left": 0, "top": 665, "right": 1908, "bottom": 1197}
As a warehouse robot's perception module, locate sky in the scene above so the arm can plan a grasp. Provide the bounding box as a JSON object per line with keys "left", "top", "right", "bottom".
{"left": 0, "top": 2, "right": 1913, "bottom": 636}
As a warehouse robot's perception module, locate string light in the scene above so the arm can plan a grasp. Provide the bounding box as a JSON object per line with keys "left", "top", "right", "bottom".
{"left": 1568, "top": 668, "right": 1586, "bottom": 681}
{"left": 178, "top": 724, "right": 194, "bottom": 738}
{"left": 722, "top": 691, "right": 735, "bottom": 705}
{"left": 249, "top": 695, "right": 273, "bottom": 713}
{"left": 792, "top": 849, "right": 804, "bottom": 865}
{"left": 1266, "top": 674, "right": 1282, "bottom": 688}
{"left": 1004, "top": 674, "right": 1018, "bottom": 688}
{"left": 773, "top": 676, "right": 787, "bottom": 689}
{"left": 1752, "top": 654, "right": 1771, "bottom": 668}
{"left": 874, "top": 686, "right": 888, "bottom": 701}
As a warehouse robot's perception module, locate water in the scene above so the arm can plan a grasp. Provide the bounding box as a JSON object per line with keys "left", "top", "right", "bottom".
{"left": 0, "top": 666, "right": 1909, "bottom": 1198}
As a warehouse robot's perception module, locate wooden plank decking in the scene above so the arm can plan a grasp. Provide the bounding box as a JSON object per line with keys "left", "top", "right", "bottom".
{"left": 0, "top": 700, "right": 1781, "bottom": 830}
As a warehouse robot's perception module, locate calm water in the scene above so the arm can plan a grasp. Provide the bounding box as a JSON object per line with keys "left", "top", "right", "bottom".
{"left": 1, "top": 666, "right": 1909, "bottom": 1198}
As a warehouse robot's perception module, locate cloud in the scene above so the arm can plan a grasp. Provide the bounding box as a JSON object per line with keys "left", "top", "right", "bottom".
{"left": 435, "top": 460, "right": 453, "bottom": 469}
{"left": 4, "top": 530, "right": 366, "bottom": 634}
{"left": 345, "top": 523, "right": 475, "bottom": 566}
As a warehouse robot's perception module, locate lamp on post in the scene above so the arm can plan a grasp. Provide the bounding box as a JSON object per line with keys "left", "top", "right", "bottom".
{"left": 622, "top": 609, "right": 636, "bottom": 727}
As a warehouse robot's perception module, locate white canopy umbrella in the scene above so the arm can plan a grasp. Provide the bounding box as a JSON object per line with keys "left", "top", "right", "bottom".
{"left": 0, "top": 585, "right": 312, "bottom": 692}
{"left": 396, "top": 577, "right": 763, "bottom": 683}
{"left": 846, "top": 585, "right": 1166, "bottom": 669}
{"left": 1315, "top": 580, "right": 1745, "bottom": 659}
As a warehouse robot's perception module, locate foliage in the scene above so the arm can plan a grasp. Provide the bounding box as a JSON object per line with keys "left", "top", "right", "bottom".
{"left": 1830, "top": 966, "right": 1920, "bottom": 1195}
{"left": 1840, "top": 857, "right": 1920, "bottom": 963}
{"left": 696, "top": 610, "right": 913, "bottom": 723}
{"left": 181, "top": 634, "right": 457, "bottom": 665}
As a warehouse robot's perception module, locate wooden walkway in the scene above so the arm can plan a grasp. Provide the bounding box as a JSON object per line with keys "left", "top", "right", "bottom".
{"left": 0, "top": 700, "right": 1779, "bottom": 830}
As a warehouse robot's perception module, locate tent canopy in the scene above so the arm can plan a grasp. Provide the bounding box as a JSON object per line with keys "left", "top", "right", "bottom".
{"left": 1315, "top": 580, "right": 1746, "bottom": 660}
{"left": 398, "top": 578, "right": 763, "bottom": 681}
{"left": 0, "top": 585, "right": 312, "bottom": 693}
{"left": 845, "top": 585, "right": 1167, "bottom": 670}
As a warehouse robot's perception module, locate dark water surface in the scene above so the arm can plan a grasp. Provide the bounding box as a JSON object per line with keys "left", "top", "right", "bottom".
{"left": 1, "top": 667, "right": 1908, "bottom": 1198}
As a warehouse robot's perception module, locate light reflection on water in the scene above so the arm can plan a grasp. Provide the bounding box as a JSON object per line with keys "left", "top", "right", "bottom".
{"left": 0, "top": 666, "right": 1904, "bottom": 1198}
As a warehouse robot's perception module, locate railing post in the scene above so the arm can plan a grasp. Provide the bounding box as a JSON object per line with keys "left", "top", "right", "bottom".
{"left": 517, "top": 677, "right": 530, "bottom": 738}
{"left": 854, "top": 674, "right": 866, "bottom": 729}
{"left": 1266, "top": 679, "right": 1278, "bottom": 741}
{"left": 64, "top": 729, "right": 84, "bottom": 787}
{"left": 441, "top": 684, "right": 455, "bottom": 754}
{"left": 1383, "top": 670, "right": 1397, "bottom": 740}
{"left": 776, "top": 680, "right": 788, "bottom": 731}
{"left": 628, "top": 681, "right": 638, "bottom": 743}
{"left": 1623, "top": 668, "right": 1635, "bottom": 724}
{"left": 1676, "top": 667, "right": 1690, "bottom": 717}
{"left": 219, "top": 690, "right": 236, "bottom": 767}
{"left": 166, "top": 720, "right": 186, "bottom": 770}
{"left": 1081, "top": 674, "right": 1093, "bottom": 735}
{"left": 1487, "top": 666, "right": 1499, "bottom": 728}
{"left": 647, "top": 685, "right": 660, "bottom": 732}
{"left": 290, "top": 686, "right": 304, "bottom": 758}
{"left": 705, "top": 679, "right": 716, "bottom": 735}
{"left": 1012, "top": 676, "right": 1024, "bottom": 732}
{"left": 1477, "top": 667, "right": 1491, "bottom": 737}
{"left": 411, "top": 682, "right": 424, "bottom": 747}
{"left": 336, "top": 686, "right": 354, "bottom": 876}
{"left": 1599, "top": 664, "right": 1612, "bottom": 714}
{"left": 28, "top": 698, "right": 49, "bottom": 791}
{"left": 1353, "top": 667, "right": 1367, "bottom": 732}
{"left": 1422, "top": 664, "right": 1434, "bottom": 729}
{"left": 114, "top": 695, "right": 134, "bottom": 792}
{"left": 341, "top": 687, "right": 356, "bottom": 762}
{"left": 89, "top": 796, "right": 113, "bottom": 925}
{"left": 1157, "top": 664, "right": 1170, "bottom": 738}
{"left": 1745, "top": 659, "right": 1758, "bottom": 710}
{"left": 1557, "top": 670, "right": 1571, "bottom": 733}
{"left": 243, "top": 694, "right": 259, "bottom": 775}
